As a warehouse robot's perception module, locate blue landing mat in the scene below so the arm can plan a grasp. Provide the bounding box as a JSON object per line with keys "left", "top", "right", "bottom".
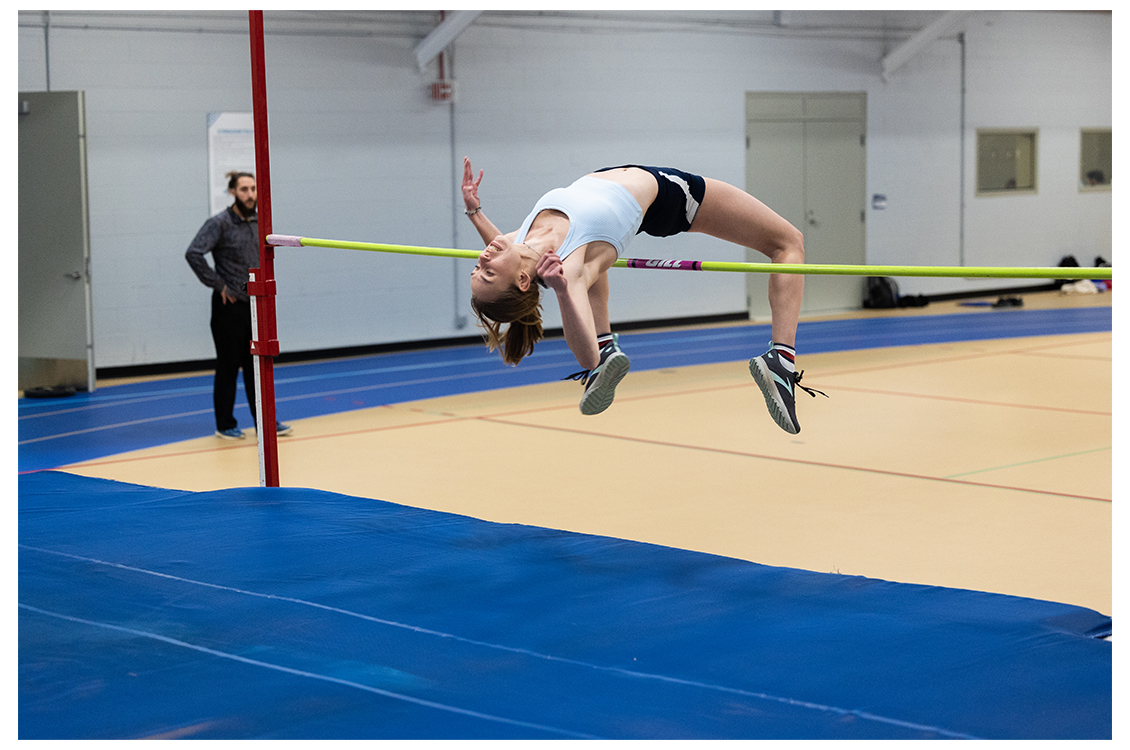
{"left": 19, "top": 471, "right": 1111, "bottom": 740}
{"left": 17, "top": 306, "right": 1113, "bottom": 472}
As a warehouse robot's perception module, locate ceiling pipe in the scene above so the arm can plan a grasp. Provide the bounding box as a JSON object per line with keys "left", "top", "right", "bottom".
{"left": 415, "top": 10, "right": 482, "bottom": 72}
{"left": 881, "top": 10, "right": 973, "bottom": 81}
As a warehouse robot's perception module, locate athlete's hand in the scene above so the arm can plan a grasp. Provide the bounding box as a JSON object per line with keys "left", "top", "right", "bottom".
{"left": 461, "top": 157, "right": 483, "bottom": 212}
{"left": 535, "top": 249, "right": 567, "bottom": 292}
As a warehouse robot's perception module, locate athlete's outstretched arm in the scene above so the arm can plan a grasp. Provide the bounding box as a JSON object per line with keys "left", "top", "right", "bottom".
{"left": 462, "top": 157, "right": 504, "bottom": 245}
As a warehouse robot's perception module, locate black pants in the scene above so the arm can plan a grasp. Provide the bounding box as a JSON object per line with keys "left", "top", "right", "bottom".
{"left": 210, "top": 292, "right": 256, "bottom": 431}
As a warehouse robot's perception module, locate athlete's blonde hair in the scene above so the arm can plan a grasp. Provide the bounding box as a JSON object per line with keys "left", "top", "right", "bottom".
{"left": 470, "top": 285, "right": 543, "bottom": 366}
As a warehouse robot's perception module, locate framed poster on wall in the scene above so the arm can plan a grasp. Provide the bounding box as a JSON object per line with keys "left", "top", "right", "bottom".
{"left": 207, "top": 112, "right": 255, "bottom": 216}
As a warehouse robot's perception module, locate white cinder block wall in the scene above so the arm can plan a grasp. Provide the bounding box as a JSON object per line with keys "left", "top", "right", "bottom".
{"left": 17, "top": 11, "right": 1111, "bottom": 369}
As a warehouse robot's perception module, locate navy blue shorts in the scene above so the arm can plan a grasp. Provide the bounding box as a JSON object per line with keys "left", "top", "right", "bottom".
{"left": 595, "top": 165, "right": 706, "bottom": 237}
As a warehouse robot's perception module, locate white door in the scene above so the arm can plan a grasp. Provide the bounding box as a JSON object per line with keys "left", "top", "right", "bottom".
{"left": 19, "top": 91, "right": 95, "bottom": 393}
{"left": 745, "top": 92, "right": 866, "bottom": 320}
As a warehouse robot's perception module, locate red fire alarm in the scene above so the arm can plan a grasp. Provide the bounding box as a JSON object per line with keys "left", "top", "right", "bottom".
{"left": 430, "top": 81, "right": 454, "bottom": 102}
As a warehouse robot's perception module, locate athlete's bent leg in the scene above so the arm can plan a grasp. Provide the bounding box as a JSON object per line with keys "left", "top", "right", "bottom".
{"left": 691, "top": 178, "right": 822, "bottom": 433}
{"left": 688, "top": 178, "right": 803, "bottom": 346}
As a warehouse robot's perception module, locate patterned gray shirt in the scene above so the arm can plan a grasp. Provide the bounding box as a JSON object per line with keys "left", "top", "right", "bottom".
{"left": 185, "top": 206, "right": 259, "bottom": 302}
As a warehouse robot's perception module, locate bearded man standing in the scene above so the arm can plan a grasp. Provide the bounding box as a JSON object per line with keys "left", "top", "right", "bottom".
{"left": 186, "top": 170, "right": 291, "bottom": 439}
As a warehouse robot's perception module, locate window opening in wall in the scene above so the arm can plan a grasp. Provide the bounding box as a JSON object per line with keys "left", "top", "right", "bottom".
{"left": 976, "top": 129, "right": 1037, "bottom": 195}
{"left": 1080, "top": 128, "right": 1111, "bottom": 191}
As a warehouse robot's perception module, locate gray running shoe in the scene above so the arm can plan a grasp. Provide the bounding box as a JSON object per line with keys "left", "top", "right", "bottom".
{"left": 566, "top": 334, "right": 631, "bottom": 416}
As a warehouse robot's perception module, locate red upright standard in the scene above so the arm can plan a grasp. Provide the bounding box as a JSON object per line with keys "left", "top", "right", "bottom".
{"left": 247, "top": 10, "right": 280, "bottom": 487}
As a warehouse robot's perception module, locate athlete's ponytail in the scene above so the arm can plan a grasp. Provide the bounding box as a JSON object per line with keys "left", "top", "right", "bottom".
{"left": 470, "top": 285, "right": 544, "bottom": 366}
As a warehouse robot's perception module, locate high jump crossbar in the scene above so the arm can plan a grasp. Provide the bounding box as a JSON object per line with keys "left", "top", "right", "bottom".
{"left": 267, "top": 234, "right": 1113, "bottom": 280}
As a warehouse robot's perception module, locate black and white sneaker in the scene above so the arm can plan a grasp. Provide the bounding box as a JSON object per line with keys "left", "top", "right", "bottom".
{"left": 749, "top": 347, "right": 826, "bottom": 434}
{"left": 566, "top": 334, "right": 631, "bottom": 416}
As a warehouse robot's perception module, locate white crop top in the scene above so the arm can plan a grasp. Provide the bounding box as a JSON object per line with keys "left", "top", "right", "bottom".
{"left": 514, "top": 175, "right": 644, "bottom": 261}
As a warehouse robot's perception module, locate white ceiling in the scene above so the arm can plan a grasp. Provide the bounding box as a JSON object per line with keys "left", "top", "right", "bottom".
{"left": 19, "top": 10, "right": 954, "bottom": 41}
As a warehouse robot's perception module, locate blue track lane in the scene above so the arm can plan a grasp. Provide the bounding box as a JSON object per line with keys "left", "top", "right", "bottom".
{"left": 18, "top": 306, "right": 1112, "bottom": 472}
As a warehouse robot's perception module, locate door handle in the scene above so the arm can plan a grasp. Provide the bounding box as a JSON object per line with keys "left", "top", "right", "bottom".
{"left": 65, "top": 271, "right": 82, "bottom": 280}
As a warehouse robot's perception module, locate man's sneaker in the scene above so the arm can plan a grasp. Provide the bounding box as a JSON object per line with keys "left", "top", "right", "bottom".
{"left": 566, "top": 334, "right": 631, "bottom": 416}
{"left": 247, "top": 422, "right": 293, "bottom": 436}
{"left": 215, "top": 427, "right": 245, "bottom": 440}
{"left": 748, "top": 347, "right": 826, "bottom": 434}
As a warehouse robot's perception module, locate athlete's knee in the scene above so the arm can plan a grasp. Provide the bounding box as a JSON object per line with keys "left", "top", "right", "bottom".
{"left": 769, "top": 225, "right": 805, "bottom": 265}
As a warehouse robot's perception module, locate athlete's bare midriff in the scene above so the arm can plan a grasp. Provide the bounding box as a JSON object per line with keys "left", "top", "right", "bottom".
{"left": 587, "top": 167, "right": 659, "bottom": 213}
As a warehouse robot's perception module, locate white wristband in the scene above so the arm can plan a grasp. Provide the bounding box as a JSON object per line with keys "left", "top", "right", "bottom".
{"left": 465, "top": 206, "right": 482, "bottom": 216}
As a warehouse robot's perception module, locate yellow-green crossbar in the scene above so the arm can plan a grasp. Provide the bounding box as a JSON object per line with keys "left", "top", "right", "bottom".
{"left": 268, "top": 235, "right": 1112, "bottom": 280}
{"left": 644, "top": 260, "right": 1113, "bottom": 280}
